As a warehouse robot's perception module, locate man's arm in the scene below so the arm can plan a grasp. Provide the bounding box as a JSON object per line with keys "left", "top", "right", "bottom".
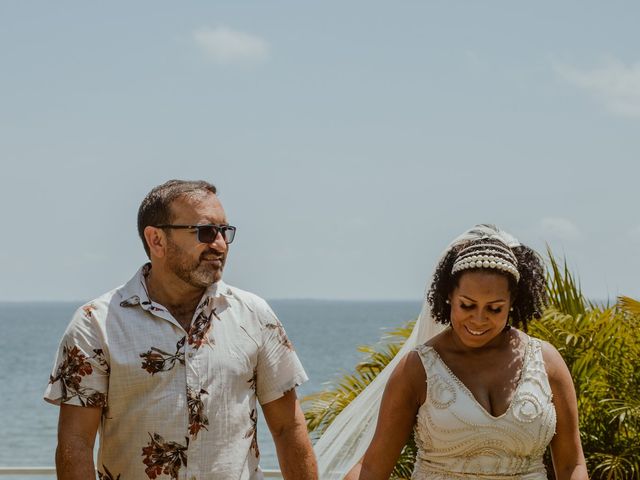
{"left": 56, "top": 404, "right": 102, "bottom": 480}
{"left": 262, "top": 389, "right": 318, "bottom": 480}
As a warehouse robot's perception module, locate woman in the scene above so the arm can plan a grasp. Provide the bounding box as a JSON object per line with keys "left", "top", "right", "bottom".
{"left": 315, "top": 225, "right": 588, "bottom": 480}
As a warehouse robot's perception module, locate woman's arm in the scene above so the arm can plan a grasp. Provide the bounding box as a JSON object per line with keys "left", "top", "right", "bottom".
{"left": 542, "top": 341, "right": 589, "bottom": 480}
{"left": 345, "top": 350, "right": 426, "bottom": 480}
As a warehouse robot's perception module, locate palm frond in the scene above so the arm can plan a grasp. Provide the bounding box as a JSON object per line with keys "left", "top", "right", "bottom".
{"left": 589, "top": 451, "right": 640, "bottom": 480}
{"left": 545, "top": 246, "right": 588, "bottom": 315}
{"left": 618, "top": 296, "right": 640, "bottom": 316}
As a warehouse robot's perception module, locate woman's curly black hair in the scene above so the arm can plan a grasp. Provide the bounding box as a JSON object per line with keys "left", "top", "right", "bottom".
{"left": 427, "top": 238, "right": 548, "bottom": 331}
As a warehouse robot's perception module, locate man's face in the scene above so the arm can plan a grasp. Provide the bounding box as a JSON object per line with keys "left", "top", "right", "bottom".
{"left": 163, "top": 192, "right": 229, "bottom": 288}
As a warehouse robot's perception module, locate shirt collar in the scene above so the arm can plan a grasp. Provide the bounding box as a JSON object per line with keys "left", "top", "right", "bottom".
{"left": 119, "top": 263, "right": 233, "bottom": 312}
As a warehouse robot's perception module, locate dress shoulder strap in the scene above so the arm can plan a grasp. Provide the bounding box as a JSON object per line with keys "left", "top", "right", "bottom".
{"left": 414, "top": 343, "right": 438, "bottom": 377}
{"left": 522, "top": 335, "right": 549, "bottom": 373}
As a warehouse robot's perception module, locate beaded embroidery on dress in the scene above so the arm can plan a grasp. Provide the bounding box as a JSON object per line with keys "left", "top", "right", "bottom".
{"left": 412, "top": 336, "right": 556, "bottom": 480}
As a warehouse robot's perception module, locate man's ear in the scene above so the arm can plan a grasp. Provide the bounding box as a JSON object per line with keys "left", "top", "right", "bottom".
{"left": 144, "top": 226, "right": 166, "bottom": 259}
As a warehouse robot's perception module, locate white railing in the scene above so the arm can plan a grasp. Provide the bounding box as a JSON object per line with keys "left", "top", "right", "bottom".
{"left": 0, "top": 468, "right": 53, "bottom": 475}
{"left": 0, "top": 467, "right": 282, "bottom": 478}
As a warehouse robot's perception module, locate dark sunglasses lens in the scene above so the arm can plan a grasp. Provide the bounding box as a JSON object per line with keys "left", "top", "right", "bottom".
{"left": 196, "top": 226, "right": 235, "bottom": 244}
{"left": 196, "top": 226, "right": 218, "bottom": 244}
{"left": 223, "top": 227, "right": 235, "bottom": 244}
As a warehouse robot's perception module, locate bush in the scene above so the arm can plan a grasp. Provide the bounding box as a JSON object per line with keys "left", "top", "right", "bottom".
{"left": 529, "top": 254, "right": 640, "bottom": 479}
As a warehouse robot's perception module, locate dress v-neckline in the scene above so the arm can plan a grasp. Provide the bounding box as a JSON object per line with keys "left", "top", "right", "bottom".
{"left": 428, "top": 336, "right": 531, "bottom": 420}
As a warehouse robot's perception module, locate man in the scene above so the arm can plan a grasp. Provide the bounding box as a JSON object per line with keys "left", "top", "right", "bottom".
{"left": 45, "top": 179, "right": 318, "bottom": 480}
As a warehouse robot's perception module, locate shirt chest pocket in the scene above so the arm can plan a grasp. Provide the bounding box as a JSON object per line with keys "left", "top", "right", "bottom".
{"left": 108, "top": 333, "right": 188, "bottom": 404}
{"left": 184, "top": 325, "right": 257, "bottom": 406}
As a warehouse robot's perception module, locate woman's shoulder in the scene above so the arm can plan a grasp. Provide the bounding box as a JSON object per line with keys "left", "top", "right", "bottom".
{"left": 404, "top": 348, "right": 430, "bottom": 377}
{"left": 510, "top": 327, "right": 546, "bottom": 353}
{"left": 523, "top": 331, "right": 560, "bottom": 357}
{"left": 383, "top": 349, "right": 428, "bottom": 407}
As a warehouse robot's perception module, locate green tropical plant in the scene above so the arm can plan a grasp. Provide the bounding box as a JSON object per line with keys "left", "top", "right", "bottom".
{"left": 304, "top": 253, "right": 640, "bottom": 480}
{"left": 529, "top": 254, "right": 640, "bottom": 480}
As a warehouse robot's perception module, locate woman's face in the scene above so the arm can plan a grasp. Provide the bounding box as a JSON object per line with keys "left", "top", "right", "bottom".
{"left": 448, "top": 270, "right": 512, "bottom": 348}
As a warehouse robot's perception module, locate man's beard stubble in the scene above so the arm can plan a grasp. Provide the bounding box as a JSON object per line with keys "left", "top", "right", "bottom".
{"left": 165, "top": 240, "right": 223, "bottom": 289}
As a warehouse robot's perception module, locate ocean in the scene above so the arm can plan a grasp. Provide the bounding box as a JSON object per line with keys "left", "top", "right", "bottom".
{"left": 0, "top": 299, "right": 421, "bottom": 478}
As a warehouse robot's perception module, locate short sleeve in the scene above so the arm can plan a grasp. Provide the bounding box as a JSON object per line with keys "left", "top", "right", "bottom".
{"left": 44, "top": 303, "right": 110, "bottom": 408}
{"left": 255, "top": 303, "right": 308, "bottom": 405}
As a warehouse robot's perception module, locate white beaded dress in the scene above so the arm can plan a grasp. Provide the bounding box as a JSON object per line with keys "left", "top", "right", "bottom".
{"left": 412, "top": 336, "right": 556, "bottom": 480}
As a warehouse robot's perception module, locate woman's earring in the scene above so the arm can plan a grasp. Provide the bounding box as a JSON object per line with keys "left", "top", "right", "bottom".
{"left": 509, "top": 307, "right": 514, "bottom": 312}
{"left": 445, "top": 299, "right": 450, "bottom": 305}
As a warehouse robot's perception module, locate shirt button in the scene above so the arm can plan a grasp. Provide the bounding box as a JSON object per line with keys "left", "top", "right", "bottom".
{"left": 188, "top": 352, "right": 194, "bottom": 359}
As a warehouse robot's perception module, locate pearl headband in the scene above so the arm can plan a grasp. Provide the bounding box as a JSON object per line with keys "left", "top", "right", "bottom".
{"left": 451, "top": 242, "right": 520, "bottom": 282}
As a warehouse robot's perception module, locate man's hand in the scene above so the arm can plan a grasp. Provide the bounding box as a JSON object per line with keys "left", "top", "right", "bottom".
{"left": 262, "top": 389, "right": 318, "bottom": 480}
{"left": 56, "top": 404, "right": 102, "bottom": 480}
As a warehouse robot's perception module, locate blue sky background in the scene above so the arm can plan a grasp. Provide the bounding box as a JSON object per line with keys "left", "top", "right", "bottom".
{"left": 1, "top": 1, "right": 638, "bottom": 301}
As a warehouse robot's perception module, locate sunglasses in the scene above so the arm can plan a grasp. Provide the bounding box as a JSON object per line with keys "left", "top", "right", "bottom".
{"left": 154, "top": 224, "right": 237, "bottom": 244}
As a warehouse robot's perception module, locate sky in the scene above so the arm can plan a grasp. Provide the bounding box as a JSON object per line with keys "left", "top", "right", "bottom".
{"left": 1, "top": 1, "right": 639, "bottom": 302}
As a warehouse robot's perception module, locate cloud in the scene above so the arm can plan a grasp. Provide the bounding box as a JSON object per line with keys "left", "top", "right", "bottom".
{"left": 192, "top": 26, "right": 269, "bottom": 65}
{"left": 556, "top": 60, "right": 640, "bottom": 117}
{"left": 537, "top": 217, "right": 582, "bottom": 242}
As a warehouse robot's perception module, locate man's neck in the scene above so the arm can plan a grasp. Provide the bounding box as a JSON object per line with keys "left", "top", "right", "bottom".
{"left": 145, "top": 267, "right": 206, "bottom": 331}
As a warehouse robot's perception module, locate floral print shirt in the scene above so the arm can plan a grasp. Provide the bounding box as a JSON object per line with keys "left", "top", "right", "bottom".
{"left": 44, "top": 264, "right": 308, "bottom": 480}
